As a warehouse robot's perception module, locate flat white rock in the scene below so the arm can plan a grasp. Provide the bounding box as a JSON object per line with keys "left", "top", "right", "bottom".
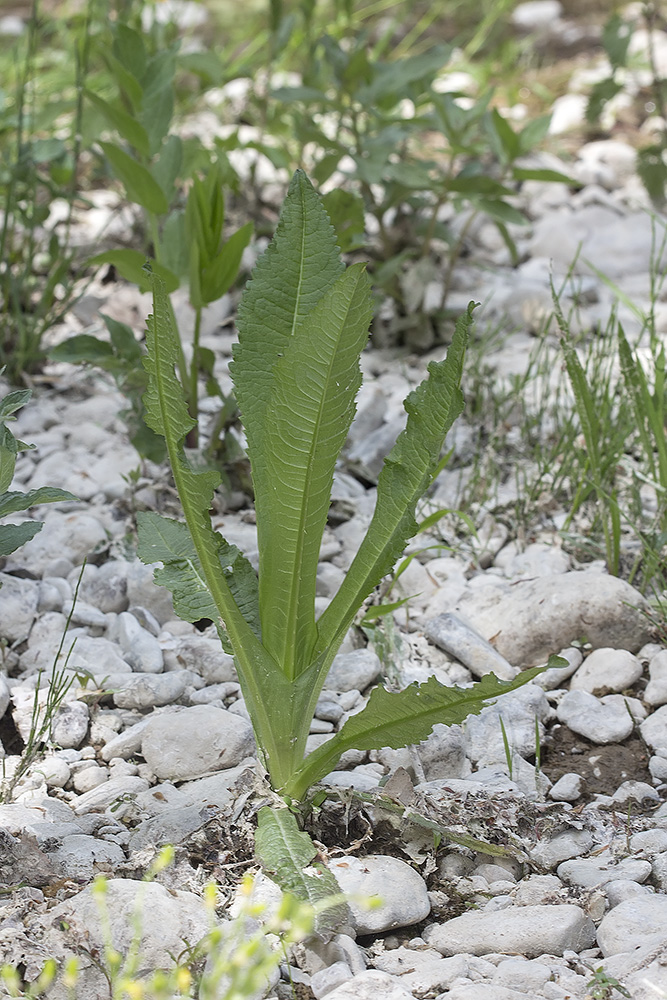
{"left": 422, "top": 903, "right": 595, "bottom": 957}
{"left": 556, "top": 690, "right": 634, "bottom": 744}
{"left": 597, "top": 896, "right": 667, "bottom": 956}
{"left": 324, "top": 970, "right": 414, "bottom": 1000}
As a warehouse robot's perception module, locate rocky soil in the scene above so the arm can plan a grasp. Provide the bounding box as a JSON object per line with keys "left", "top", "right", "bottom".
{"left": 4, "top": 2, "right": 667, "bottom": 998}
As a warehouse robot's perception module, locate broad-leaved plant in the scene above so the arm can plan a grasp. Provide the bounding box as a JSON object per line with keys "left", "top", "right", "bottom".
{"left": 136, "top": 170, "right": 541, "bottom": 812}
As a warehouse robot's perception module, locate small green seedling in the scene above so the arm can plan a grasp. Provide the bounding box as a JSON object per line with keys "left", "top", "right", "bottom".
{"left": 137, "top": 170, "right": 549, "bottom": 903}
{"left": 587, "top": 966, "right": 631, "bottom": 1000}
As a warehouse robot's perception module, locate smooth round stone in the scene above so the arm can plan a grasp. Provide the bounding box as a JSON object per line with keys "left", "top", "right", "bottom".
{"left": 597, "top": 896, "right": 667, "bottom": 956}
{"left": 549, "top": 772, "right": 584, "bottom": 802}
{"left": 35, "top": 756, "right": 71, "bottom": 788}
{"left": 641, "top": 706, "right": 667, "bottom": 753}
{"left": 328, "top": 855, "right": 430, "bottom": 934}
{"left": 324, "top": 649, "right": 382, "bottom": 693}
{"left": 141, "top": 705, "right": 255, "bottom": 781}
{"left": 556, "top": 690, "right": 634, "bottom": 744}
{"left": 569, "top": 648, "right": 643, "bottom": 695}
{"left": 605, "top": 879, "right": 653, "bottom": 908}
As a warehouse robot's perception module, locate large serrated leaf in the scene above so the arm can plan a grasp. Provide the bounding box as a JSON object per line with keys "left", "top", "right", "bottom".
{"left": 316, "top": 304, "right": 472, "bottom": 656}
{"left": 136, "top": 511, "right": 260, "bottom": 648}
{"left": 287, "top": 667, "right": 544, "bottom": 800}
{"left": 260, "top": 264, "right": 373, "bottom": 677}
{"left": 255, "top": 807, "right": 348, "bottom": 935}
{"left": 231, "top": 171, "right": 344, "bottom": 667}
{"left": 140, "top": 272, "right": 292, "bottom": 786}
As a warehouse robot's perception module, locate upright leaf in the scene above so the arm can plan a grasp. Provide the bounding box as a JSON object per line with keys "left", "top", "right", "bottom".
{"left": 316, "top": 304, "right": 473, "bottom": 655}
{"left": 260, "top": 264, "right": 373, "bottom": 676}
{"left": 99, "top": 142, "right": 169, "bottom": 215}
{"left": 139, "top": 272, "right": 288, "bottom": 782}
{"left": 231, "top": 170, "right": 344, "bottom": 663}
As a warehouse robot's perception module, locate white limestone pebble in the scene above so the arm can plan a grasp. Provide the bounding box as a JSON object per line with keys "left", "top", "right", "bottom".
{"left": 39, "top": 878, "right": 210, "bottom": 998}
{"left": 640, "top": 706, "right": 667, "bottom": 753}
{"left": 49, "top": 833, "right": 125, "bottom": 880}
{"left": 645, "top": 649, "right": 667, "bottom": 706}
{"left": 115, "top": 611, "right": 163, "bottom": 673}
{"left": 323, "top": 970, "right": 414, "bottom": 1000}
{"left": 140, "top": 705, "right": 255, "bottom": 781}
{"left": 310, "top": 963, "right": 354, "bottom": 999}
{"left": 548, "top": 772, "right": 584, "bottom": 802}
{"left": 34, "top": 755, "right": 71, "bottom": 788}
{"left": 72, "top": 775, "right": 149, "bottom": 815}
{"left": 50, "top": 700, "right": 90, "bottom": 749}
{"left": 422, "top": 904, "right": 595, "bottom": 957}
{"left": 328, "top": 855, "right": 430, "bottom": 934}
{"left": 454, "top": 572, "right": 651, "bottom": 667}
{"left": 569, "top": 647, "right": 643, "bottom": 694}
{"left": 556, "top": 690, "right": 634, "bottom": 744}
{"left": 162, "top": 635, "right": 236, "bottom": 683}
{"left": 0, "top": 573, "right": 38, "bottom": 642}
{"left": 530, "top": 830, "right": 593, "bottom": 870}
{"left": 557, "top": 852, "right": 651, "bottom": 889}
{"left": 597, "top": 896, "right": 667, "bottom": 956}
{"left": 323, "top": 649, "right": 382, "bottom": 693}
{"left": 111, "top": 671, "right": 189, "bottom": 709}
{"left": 464, "top": 684, "right": 551, "bottom": 765}
{"left": 17, "top": 511, "right": 107, "bottom": 576}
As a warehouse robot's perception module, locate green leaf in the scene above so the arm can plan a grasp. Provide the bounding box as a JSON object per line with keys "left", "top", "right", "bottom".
{"left": 0, "top": 487, "right": 77, "bottom": 517}
{"left": 86, "top": 249, "right": 180, "bottom": 293}
{"left": 231, "top": 169, "right": 345, "bottom": 663}
{"left": 84, "top": 90, "right": 150, "bottom": 157}
{"left": 637, "top": 145, "right": 667, "bottom": 205}
{"left": 0, "top": 389, "right": 31, "bottom": 420}
{"left": 0, "top": 521, "right": 43, "bottom": 557}
{"left": 316, "top": 304, "right": 472, "bottom": 656}
{"left": 103, "top": 51, "right": 143, "bottom": 111}
{"left": 356, "top": 45, "right": 450, "bottom": 103}
{"left": 488, "top": 108, "right": 520, "bottom": 164}
{"left": 259, "top": 263, "right": 373, "bottom": 677}
{"left": 359, "top": 595, "right": 413, "bottom": 623}
{"left": 517, "top": 115, "right": 551, "bottom": 155}
{"left": 150, "top": 135, "right": 182, "bottom": 205}
{"left": 255, "top": 807, "right": 348, "bottom": 935}
{"left": 98, "top": 142, "right": 169, "bottom": 215}
{"left": 112, "top": 23, "right": 147, "bottom": 81}
{"left": 602, "top": 13, "right": 632, "bottom": 68}
{"left": 141, "top": 270, "right": 288, "bottom": 786}
{"left": 288, "top": 668, "right": 544, "bottom": 800}
{"left": 321, "top": 189, "right": 365, "bottom": 253}
{"left": 136, "top": 511, "right": 260, "bottom": 646}
{"left": 444, "top": 175, "right": 514, "bottom": 197}
{"left": 200, "top": 222, "right": 253, "bottom": 303}
{"left": 142, "top": 86, "right": 175, "bottom": 158}
{"left": 50, "top": 335, "right": 115, "bottom": 366}
{"left": 102, "top": 313, "right": 143, "bottom": 362}
{"left": 270, "top": 85, "right": 330, "bottom": 103}
{"left": 512, "top": 167, "right": 575, "bottom": 185}
{"left": 477, "top": 198, "right": 527, "bottom": 226}
{"left": 586, "top": 78, "right": 623, "bottom": 125}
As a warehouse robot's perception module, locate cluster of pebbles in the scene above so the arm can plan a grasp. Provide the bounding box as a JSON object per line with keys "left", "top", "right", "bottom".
{"left": 5, "top": 2, "right": 667, "bottom": 998}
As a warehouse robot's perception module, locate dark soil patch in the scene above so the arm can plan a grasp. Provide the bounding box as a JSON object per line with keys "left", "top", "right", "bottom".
{"left": 541, "top": 723, "right": 652, "bottom": 799}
